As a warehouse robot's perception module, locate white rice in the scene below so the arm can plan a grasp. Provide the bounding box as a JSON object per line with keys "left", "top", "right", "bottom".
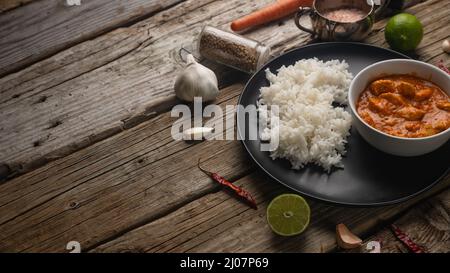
{"left": 258, "top": 58, "right": 353, "bottom": 172}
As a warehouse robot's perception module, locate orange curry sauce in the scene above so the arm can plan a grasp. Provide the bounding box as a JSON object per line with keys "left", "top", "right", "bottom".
{"left": 357, "top": 75, "right": 450, "bottom": 138}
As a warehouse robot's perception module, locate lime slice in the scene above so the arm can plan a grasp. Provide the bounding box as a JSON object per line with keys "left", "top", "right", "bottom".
{"left": 266, "top": 194, "right": 310, "bottom": 236}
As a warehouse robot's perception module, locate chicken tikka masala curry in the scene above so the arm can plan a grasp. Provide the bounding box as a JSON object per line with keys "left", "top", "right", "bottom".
{"left": 357, "top": 75, "right": 450, "bottom": 138}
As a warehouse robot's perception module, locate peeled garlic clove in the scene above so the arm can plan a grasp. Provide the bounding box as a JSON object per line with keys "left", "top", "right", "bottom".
{"left": 183, "top": 127, "right": 214, "bottom": 140}
{"left": 64, "top": 0, "right": 81, "bottom": 6}
{"left": 366, "top": 241, "right": 381, "bottom": 253}
{"left": 174, "top": 54, "right": 219, "bottom": 102}
{"left": 442, "top": 39, "right": 450, "bottom": 54}
{"left": 336, "top": 223, "right": 362, "bottom": 249}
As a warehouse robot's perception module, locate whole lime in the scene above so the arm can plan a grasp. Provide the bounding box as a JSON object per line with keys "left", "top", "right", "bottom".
{"left": 385, "top": 13, "right": 423, "bottom": 52}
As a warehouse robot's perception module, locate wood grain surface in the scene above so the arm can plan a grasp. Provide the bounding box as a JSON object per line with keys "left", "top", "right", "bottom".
{"left": 92, "top": 174, "right": 450, "bottom": 253}
{"left": 0, "top": 0, "right": 185, "bottom": 76}
{"left": 0, "top": 0, "right": 34, "bottom": 13}
{"left": 348, "top": 189, "right": 450, "bottom": 253}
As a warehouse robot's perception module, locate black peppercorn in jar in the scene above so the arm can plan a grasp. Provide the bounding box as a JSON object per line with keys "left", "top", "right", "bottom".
{"left": 198, "top": 25, "right": 270, "bottom": 74}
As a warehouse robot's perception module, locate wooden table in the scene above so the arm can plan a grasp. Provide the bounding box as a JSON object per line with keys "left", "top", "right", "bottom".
{"left": 0, "top": 0, "right": 448, "bottom": 253}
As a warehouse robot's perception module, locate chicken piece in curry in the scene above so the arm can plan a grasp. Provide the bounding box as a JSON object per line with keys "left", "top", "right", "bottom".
{"left": 357, "top": 75, "right": 450, "bottom": 138}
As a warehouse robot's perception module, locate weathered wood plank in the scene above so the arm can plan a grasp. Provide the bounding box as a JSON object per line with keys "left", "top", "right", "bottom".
{"left": 0, "top": 84, "right": 254, "bottom": 252}
{"left": 0, "top": 0, "right": 186, "bottom": 77}
{"left": 0, "top": 0, "right": 34, "bottom": 13}
{"left": 347, "top": 189, "right": 450, "bottom": 253}
{"left": 0, "top": 0, "right": 308, "bottom": 179}
{"left": 92, "top": 173, "right": 450, "bottom": 253}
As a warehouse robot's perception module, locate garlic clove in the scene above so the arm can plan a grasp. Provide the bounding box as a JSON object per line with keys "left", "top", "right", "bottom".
{"left": 64, "top": 0, "right": 81, "bottom": 6}
{"left": 174, "top": 67, "right": 198, "bottom": 101}
{"left": 186, "top": 53, "right": 197, "bottom": 65}
{"left": 366, "top": 240, "right": 381, "bottom": 253}
{"left": 442, "top": 39, "right": 450, "bottom": 54}
{"left": 183, "top": 127, "right": 214, "bottom": 141}
{"left": 336, "top": 223, "right": 362, "bottom": 249}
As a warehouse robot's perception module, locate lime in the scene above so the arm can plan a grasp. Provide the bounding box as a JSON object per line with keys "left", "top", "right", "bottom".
{"left": 385, "top": 13, "right": 423, "bottom": 52}
{"left": 266, "top": 194, "right": 310, "bottom": 236}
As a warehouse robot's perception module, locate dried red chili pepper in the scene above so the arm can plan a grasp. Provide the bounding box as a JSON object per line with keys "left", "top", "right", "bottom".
{"left": 198, "top": 159, "right": 257, "bottom": 210}
{"left": 437, "top": 60, "right": 450, "bottom": 75}
{"left": 390, "top": 224, "right": 426, "bottom": 253}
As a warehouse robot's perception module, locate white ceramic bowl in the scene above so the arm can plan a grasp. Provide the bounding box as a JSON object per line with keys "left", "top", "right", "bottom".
{"left": 349, "top": 59, "right": 450, "bottom": 156}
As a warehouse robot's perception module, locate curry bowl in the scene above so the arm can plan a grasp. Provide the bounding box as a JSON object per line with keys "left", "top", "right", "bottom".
{"left": 349, "top": 59, "right": 450, "bottom": 156}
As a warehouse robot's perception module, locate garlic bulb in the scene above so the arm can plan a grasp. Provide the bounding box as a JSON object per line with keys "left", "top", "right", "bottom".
{"left": 174, "top": 54, "right": 219, "bottom": 102}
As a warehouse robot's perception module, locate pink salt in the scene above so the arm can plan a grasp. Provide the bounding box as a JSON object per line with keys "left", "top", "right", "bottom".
{"left": 323, "top": 8, "right": 367, "bottom": 23}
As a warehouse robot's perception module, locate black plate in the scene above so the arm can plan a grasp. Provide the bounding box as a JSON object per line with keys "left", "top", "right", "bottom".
{"left": 237, "top": 42, "right": 450, "bottom": 206}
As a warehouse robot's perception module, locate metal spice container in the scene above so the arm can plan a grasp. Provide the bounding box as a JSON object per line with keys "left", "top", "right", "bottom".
{"left": 198, "top": 25, "right": 271, "bottom": 74}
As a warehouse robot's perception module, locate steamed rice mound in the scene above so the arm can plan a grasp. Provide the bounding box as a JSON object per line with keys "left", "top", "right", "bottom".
{"left": 259, "top": 58, "right": 353, "bottom": 171}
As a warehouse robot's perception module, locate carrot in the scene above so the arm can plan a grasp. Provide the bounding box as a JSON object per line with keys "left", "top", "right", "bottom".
{"left": 230, "top": 0, "right": 313, "bottom": 32}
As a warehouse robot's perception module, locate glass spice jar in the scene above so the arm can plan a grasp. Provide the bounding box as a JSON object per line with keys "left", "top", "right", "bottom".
{"left": 198, "top": 25, "right": 271, "bottom": 74}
